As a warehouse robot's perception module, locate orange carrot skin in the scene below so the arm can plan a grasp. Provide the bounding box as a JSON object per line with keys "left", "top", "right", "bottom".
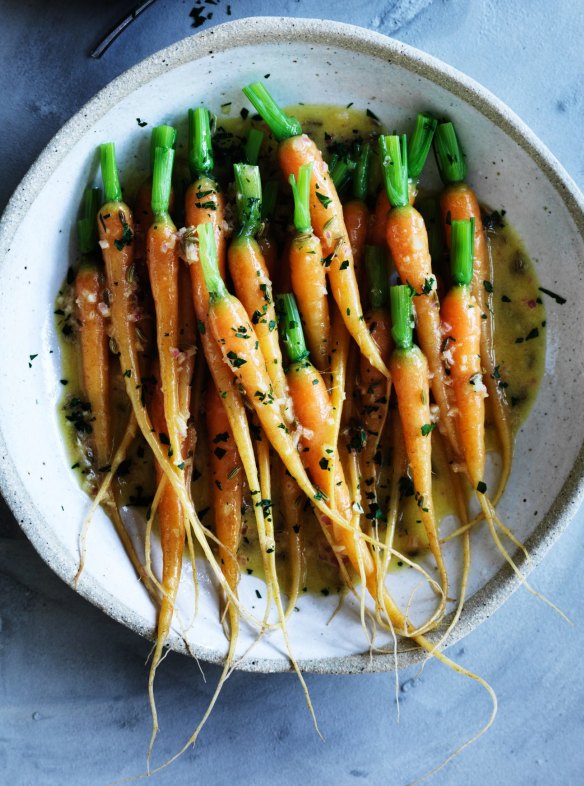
{"left": 206, "top": 384, "right": 243, "bottom": 593}
{"left": 441, "top": 286, "right": 486, "bottom": 488}
{"left": 286, "top": 359, "right": 373, "bottom": 575}
{"left": 344, "top": 200, "right": 369, "bottom": 283}
{"left": 278, "top": 135, "right": 387, "bottom": 376}
{"left": 389, "top": 346, "right": 442, "bottom": 564}
{"left": 369, "top": 190, "right": 390, "bottom": 247}
{"left": 258, "top": 231, "right": 278, "bottom": 281}
{"left": 134, "top": 180, "right": 175, "bottom": 262}
{"left": 279, "top": 462, "right": 305, "bottom": 587}
{"left": 228, "top": 237, "right": 287, "bottom": 404}
{"left": 185, "top": 176, "right": 226, "bottom": 272}
{"left": 149, "top": 364, "right": 185, "bottom": 634}
{"left": 146, "top": 218, "right": 184, "bottom": 455}
{"left": 386, "top": 205, "right": 459, "bottom": 455}
{"left": 75, "top": 262, "right": 111, "bottom": 467}
{"left": 289, "top": 231, "right": 330, "bottom": 371}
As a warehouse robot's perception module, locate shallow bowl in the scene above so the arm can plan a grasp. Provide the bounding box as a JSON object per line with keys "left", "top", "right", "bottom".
{"left": 0, "top": 17, "right": 583, "bottom": 673}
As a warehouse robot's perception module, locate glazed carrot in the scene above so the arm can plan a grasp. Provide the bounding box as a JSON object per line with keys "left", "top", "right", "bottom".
{"left": 358, "top": 247, "right": 393, "bottom": 520}
{"left": 343, "top": 142, "right": 371, "bottom": 284}
{"left": 206, "top": 383, "right": 243, "bottom": 603}
{"left": 278, "top": 294, "right": 372, "bottom": 575}
{"left": 389, "top": 285, "right": 448, "bottom": 608}
{"left": 380, "top": 134, "right": 460, "bottom": 457}
{"left": 441, "top": 219, "right": 486, "bottom": 489}
{"left": 228, "top": 164, "right": 290, "bottom": 415}
{"left": 147, "top": 143, "right": 185, "bottom": 465}
{"left": 278, "top": 461, "right": 306, "bottom": 615}
{"left": 435, "top": 121, "right": 512, "bottom": 503}
{"left": 288, "top": 161, "right": 330, "bottom": 370}
{"left": 242, "top": 82, "right": 388, "bottom": 377}
{"left": 75, "top": 186, "right": 110, "bottom": 468}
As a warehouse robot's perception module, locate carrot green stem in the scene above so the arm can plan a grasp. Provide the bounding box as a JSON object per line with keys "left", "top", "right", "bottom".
{"left": 365, "top": 246, "right": 388, "bottom": 310}
{"left": 242, "top": 82, "right": 302, "bottom": 141}
{"left": 261, "top": 181, "right": 279, "bottom": 220}
{"left": 197, "top": 222, "right": 227, "bottom": 300}
{"left": 189, "top": 107, "right": 214, "bottom": 179}
{"left": 330, "top": 158, "right": 355, "bottom": 194}
{"left": 100, "top": 143, "right": 122, "bottom": 203}
{"left": 390, "top": 285, "right": 413, "bottom": 350}
{"left": 352, "top": 142, "right": 371, "bottom": 202}
{"left": 151, "top": 146, "right": 175, "bottom": 217}
{"left": 407, "top": 113, "right": 437, "bottom": 181}
{"left": 289, "top": 162, "right": 313, "bottom": 234}
{"left": 434, "top": 121, "right": 467, "bottom": 184}
{"left": 77, "top": 186, "right": 102, "bottom": 255}
{"left": 277, "top": 293, "right": 310, "bottom": 364}
{"left": 233, "top": 163, "right": 262, "bottom": 237}
{"left": 451, "top": 218, "right": 475, "bottom": 286}
{"left": 379, "top": 134, "right": 409, "bottom": 208}
{"left": 244, "top": 127, "right": 265, "bottom": 166}
{"left": 150, "top": 125, "right": 177, "bottom": 169}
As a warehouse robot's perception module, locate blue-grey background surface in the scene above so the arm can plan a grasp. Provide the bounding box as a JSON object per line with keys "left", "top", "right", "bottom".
{"left": 1, "top": 1, "right": 583, "bottom": 784}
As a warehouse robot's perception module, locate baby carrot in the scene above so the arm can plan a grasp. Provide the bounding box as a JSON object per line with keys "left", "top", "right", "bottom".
{"left": 75, "top": 186, "right": 110, "bottom": 468}
{"left": 228, "top": 164, "right": 289, "bottom": 413}
{"left": 343, "top": 142, "right": 371, "bottom": 284}
{"left": 206, "top": 383, "right": 243, "bottom": 606}
{"left": 288, "top": 161, "right": 330, "bottom": 370}
{"left": 358, "top": 247, "right": 393, "bottom": 520}
{"left": 440, "top": 219, "right": 486, "bottom": 489}
{"left": 278, "top": 461, "right": 306, "bottom": 615}
{"left": 435, "top": 121, "right": 512, "bottom": 503}
{"left": 134, "top": 125, "right": 177, "bottom": 260}
{"left": 242, "top": 82, "right": 388, "bottom": 378}
{"left": 380, "top": 134, "right": 460, "bottom": 457}
{"left": 389, "top": 285, "right": 448, "bottom": 606}
{"left": 147, "top": 143, "right": 185, "bottom": 465}
{"left": 258, "top": 180, "right": 279, "bottom": 280}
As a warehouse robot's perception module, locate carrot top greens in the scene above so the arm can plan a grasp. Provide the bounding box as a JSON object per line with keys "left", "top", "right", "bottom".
{"left": 150, "top": 124, "right": 177, "bottom": 169}
{"left": 434, "top": 121, "right": 467, "bottom": 184}
{"left": 189, "top": 107, "right": 214, "bottom": 178}
{"left": 77, "top": 186, "right": 102, "bottom": 255}
{"left": 451, "top": 218, "right": 475, "bottom": 286}
{"left": 289, "top": 162, "right": 313, "bottom": 235}
{"left": 233, "top": 163, "right": 262, "bottom": 237}
{"left": 197, "top": 221, "right": 227, "bottom": 299}
{"left": 407, "top": 112, "right": 438, "bottom": 180}
{"left": 151, "top": 146, "right": 175, "bottom": 218}
{"left": 390, "top": 284, "right": 414, "bottom": 350}
{"left": 100, "top": 143, "right": 122, "bottom": 203}
{"left": 352, "top": 141, "right": 372, "bottom": 202}
{"left": 379, "top": 134, "right": 409, "bottom": 208}
{"left": 278, "top": 293, "right": 310, "bottom": 364}
{"left": 242, "top": 81, "right": 302, "bottom": 141}
{"left": 244, "top": 126, "right": 265, "bottom": 166}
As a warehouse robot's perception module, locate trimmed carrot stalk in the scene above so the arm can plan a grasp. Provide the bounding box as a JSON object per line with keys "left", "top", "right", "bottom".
{"left": 380, "top": 134, "right": 460, "bottom": 458}
{"left": 358, "top": 247, "right": 393, "bottom": 518}
{"left": 279, "top": 293, "right": 373, "bottom": 575}
{"left": 258, "top": 180, "right": 279, "bottom": 280}
{"left": 242, "top": 82, "right": 388, "bottom": 378}
{"left": 244, "top": 125, "right": 265, "bottom": 166}
{"left": 206, "top": 383, "right": 243, "bottom": 601}
{"left": 228, "top": 164, "right": 290, "bottom": 415}
{"left": 343, "top": 142, "right": 371, "bottom": 284}
{"left": 134, "top": 125, "right": 177, "bottom": 261}
{"left": 389, "top": 285, "right": 448, "bottom": 601}
{"left": 407, "top": 112, "right": 438, "bottom": 203}
{"left": 75, "top": 186, "right": 110, "bottom": 468}
{"left": 185, "top": 108, "right": 228, "bottom": 280}
{"left": 441, "top": 219, "right": 486, "bottom": 489}
{"left": 147, "top": 143, "right": 185, "bottom": 465}
{"left": 288, "top": 161, "right": 330, "bottom": 371}
{"left": 435, "top": 121, "right": 512, "bottom": 503}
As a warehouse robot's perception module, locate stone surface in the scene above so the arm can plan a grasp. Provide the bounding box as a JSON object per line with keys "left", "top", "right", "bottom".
{"left": 0, "top": 1, "right": 583, "bottom": 784}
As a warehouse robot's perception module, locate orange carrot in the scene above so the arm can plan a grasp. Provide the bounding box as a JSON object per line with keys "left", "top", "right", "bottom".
{"left": 380, "top": 134, "right": 460, "bottom": 458}
{"left": 242, "top": 83, "right": 388, "bottom": 377}
{"left": 342, "top": 142, "right": 372, "bottom": 285}
{"left": 288, "top": 161, "right": 330, "bottom": 371}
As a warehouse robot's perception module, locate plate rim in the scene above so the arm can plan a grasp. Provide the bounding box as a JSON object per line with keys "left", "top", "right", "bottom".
{"left": 1, "top": 15, "right": 583, "bottom": 674}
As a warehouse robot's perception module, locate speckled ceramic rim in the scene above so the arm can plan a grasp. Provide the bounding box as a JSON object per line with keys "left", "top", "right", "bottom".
{"left": 1, "top": 17, "right": 583, "bottom": 675}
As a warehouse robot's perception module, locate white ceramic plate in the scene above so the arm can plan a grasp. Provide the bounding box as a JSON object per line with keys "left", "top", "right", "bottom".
{"left": 1, "top": 18, "right": 583, "bottom": 673}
